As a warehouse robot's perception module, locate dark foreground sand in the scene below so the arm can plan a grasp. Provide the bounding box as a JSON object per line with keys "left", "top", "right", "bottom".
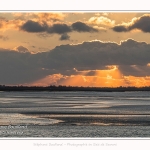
{"left": 24, "top": 114, "right": 150, "bottom": 126}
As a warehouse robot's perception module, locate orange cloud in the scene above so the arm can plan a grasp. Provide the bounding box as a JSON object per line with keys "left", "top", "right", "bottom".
{"left": 36, "top": 13, "right": 65, "bottom": 21}
{"left": 88, "top": 16, "right": 115, "bottom": 26}
{"left": 29, "top": 74, "right": 65, "bottom": 86}
{"left": 0, "top": 18, "right": 24, "bottom": 31}
{"left": 29, "top": 74, "right": 124, "bottom": 87}
{"left": 29, "top": 13, "right": 66, "bottom": 25}
{"left": 0, "top": 13, "right": 66, "bottom": 31}
{"left": 12, "top": 12, "right": 65, "bottom": 21}
{"left": 29, "top": 64, "right": 150, "bottom": 87}
{"left": 123, "top": 76, "right": 150, "bottom": 87}
{"left": 29, "top": 66, "right": 121, "bottom": 87}
{"left": 93, "top": 26, "right": 107, "bottom": 31}
{"left": 31, "top": 74, "right": 150, "bottom": 87}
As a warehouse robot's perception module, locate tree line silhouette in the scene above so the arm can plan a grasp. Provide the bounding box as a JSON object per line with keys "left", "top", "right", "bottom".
{"left": 1, "top": 85, "right": 150, "bottom": 92}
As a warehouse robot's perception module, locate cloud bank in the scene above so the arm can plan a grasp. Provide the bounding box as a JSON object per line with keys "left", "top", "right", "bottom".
{"left": 59, "top": 33, "right": 70, "bottom": 40}
{"left": 1, "top": 39, "right": 150, "bottom": 86}
{"left": 20, "top": 20, "right": 98, "bottom": 33}
{"left": 112, "top": 15, "right": 150, "bottom": 33}
{"left": 19, "top": 20, "right": 99, "bottom": 40}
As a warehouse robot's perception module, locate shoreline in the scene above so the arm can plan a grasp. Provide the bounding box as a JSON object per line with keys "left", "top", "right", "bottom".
{"left": 1, "top": 114, "right": 150, "bottom": 126}
{"left": 1, "top": 85, "right": 150, "bottom": 92}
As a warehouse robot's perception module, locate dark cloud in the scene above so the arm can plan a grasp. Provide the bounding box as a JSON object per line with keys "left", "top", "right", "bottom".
{"left": 112, "top": 25, "right": 128, "bottom": 32}
{"left": 128, "top": 15, "right": 150, "bottom": 32}
{"left": 14, "top": 46, "right": 29, "bottom": 53}
{"left": 47, "top": 23, "right": 71, "bottom": 34}
{"left": 59, "top": 33, "right": 70, "bottom": 40}
{"left": 71, "top": 21, "right": 98, "bottom": 32}
{"left": 20, "top": 20, "right": 99, "bottom": 40}
{"left": 1, "top": 39, "right": 150, "bottom": 85}
{"left": 20, "top": 20, "right": 47, "bottom": 32}
{"left": 112, "top": 15, "right": 150, "bottom": 33}
{"left": 119, "top": 65, "right": 150, "bottom": 77}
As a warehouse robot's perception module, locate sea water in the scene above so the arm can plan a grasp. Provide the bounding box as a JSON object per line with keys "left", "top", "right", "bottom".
{"left": 0, "top": 91, "right": 150, "bottom": 137}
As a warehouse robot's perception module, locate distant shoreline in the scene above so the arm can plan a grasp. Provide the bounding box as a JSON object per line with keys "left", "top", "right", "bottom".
{"left": 1, "top": 85, "right": 150, "bottom": 92}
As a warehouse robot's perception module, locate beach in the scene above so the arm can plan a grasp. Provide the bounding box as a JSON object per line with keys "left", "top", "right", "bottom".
{"left": 0, "top": 91, "right": 150, "bottom": 137}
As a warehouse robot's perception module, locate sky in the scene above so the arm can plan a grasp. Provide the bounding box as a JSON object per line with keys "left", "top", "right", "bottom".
{"left": 1, "top": 12, "right": 150, "bottom": 87}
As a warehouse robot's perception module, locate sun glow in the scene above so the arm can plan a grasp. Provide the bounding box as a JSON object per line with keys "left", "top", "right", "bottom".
{"left": 30, "top": 65, "right": 129, "bottom": 87}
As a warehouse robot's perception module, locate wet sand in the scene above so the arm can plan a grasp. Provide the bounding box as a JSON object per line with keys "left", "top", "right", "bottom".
{"left": 25, "top": 114, "right": 150, "bottom": 126}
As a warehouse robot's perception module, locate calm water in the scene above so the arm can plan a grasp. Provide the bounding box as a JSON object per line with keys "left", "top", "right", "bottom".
{"left": 0, "top": 91, "right": 150, "bottom": 137}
